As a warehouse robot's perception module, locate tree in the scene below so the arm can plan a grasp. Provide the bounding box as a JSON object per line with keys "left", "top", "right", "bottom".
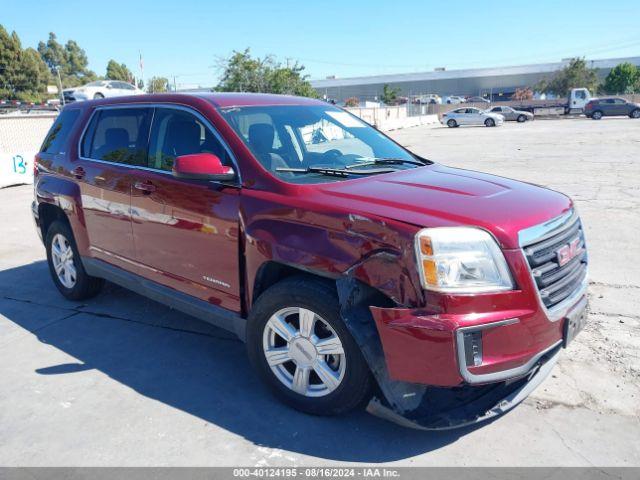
{"left": 512, "top": 87, "right": 533, "bottom": 101}
{"left": 344, "top": 97, "right": 359, "bottom": 107}
{"left": 106, "top": 60, "right": 133, "bottom": 82}
{"left": 380, "top": 84, "right": 400, "bottom": 105}
{"left": 603, "top": 62, "right": 639, "bottom": 94}
{"left": 147, "top": 76, "right": 169, "bottom": 93}
{"left": 539, "top": 58, "right": 599, "bottom": 97}
{"left": 216, "top": 48, "right": 317, "bottom": 97}
{"left": 0, "top": 25, "right": 50, "bottom": 101}
{"left": 37, "top": 32, "right": 96, "bottom": 87}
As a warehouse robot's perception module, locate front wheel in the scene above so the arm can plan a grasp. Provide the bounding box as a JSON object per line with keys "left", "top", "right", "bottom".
{"left": 447, "top": 119, "right": 457, "bottom": 128}
{"left": 93, "top": 93, "right": 104, "bottom": 100}
{"left": 630, "top": 109, "right": 640, "bottom": 119}
{"left": 45, "top": 221, "right": 104, "bottom": 300}
{"left": 246, "top": 277, "right": 373, "bottom": 416}
{"left": 485, "top": 118, "right": 495, "bottom": 127}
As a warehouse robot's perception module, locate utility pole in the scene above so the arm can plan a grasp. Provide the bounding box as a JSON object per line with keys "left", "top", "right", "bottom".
{"left": 55, "top": 67, "right": 65, "bottom": 106}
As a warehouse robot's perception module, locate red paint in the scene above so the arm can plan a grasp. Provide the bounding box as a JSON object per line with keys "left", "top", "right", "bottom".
{"left": 33, "top": 93, "right": 585, "bottom": 389}
{"left": 173, "top": 153, "right": 233, "bottom": 178}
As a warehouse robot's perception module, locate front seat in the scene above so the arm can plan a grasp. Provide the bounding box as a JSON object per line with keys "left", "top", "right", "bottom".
{"left": 248, "top": 123, "right": 288, "bottom": 171}
{"left": 160, "top": 120, "right": 202, "bottom": 170}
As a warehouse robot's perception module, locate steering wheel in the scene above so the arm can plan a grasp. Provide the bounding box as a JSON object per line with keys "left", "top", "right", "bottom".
{"left": 321, "top": 149, "right": 343, "bottom": 161}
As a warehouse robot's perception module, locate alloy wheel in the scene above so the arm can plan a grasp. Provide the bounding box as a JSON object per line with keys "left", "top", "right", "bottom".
{"left": 262, "top": 307, "right": 346, "bottom": 397}
{"left": 51, "top": 233, "right": 77, "bottom": 289}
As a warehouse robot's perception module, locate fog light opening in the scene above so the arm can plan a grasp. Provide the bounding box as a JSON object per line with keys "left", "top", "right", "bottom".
{"left": 463, "top": 331, "right": 483, "bottom": 367}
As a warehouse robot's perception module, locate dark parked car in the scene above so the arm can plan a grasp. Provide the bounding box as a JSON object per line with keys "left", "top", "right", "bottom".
{"left": 32, "top": 93, "right": 588, "bottom": 429}
{"left": 466, "top": 96, "right": 490, "bottom": 104}
{"left": 585, "top": 97, "right": 640, "bottom": 119}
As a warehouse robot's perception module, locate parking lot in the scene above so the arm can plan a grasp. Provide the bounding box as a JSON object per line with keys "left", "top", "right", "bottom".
{"left": 1, "top": 117, "right": 639, "bottom": 466}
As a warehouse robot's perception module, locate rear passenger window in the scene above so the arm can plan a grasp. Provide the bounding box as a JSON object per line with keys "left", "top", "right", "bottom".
{"left": 82, "top": 108, "right": 151, "bottom": 166}
{"left": 41, "top": 109, "right": 81, "bottom": 155}
{"left": 147, "top": 108, "right": 230, "bottom": 171}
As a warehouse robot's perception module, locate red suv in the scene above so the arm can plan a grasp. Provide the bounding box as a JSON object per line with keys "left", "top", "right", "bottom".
{"left": 32, "top": 93, "right": 588, "bottom": 429}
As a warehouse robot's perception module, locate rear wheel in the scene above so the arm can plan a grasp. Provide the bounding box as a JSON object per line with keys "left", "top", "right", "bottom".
{"left": 630, "top": 109, "right": 640, "bottom": 119}
{"left": 93, "top": 93, "right": 104, "bottom": 100}
{"left": 247, "top": 277, "right": 372, "bottom": 416}
{"left": 485, "top": 118, "right": 495, "bottom": 127}
{"left": 591, "top": 110, "right": 603, "bottom": 120}
{"left": 45, "top": 221, "right": 104, "bottom": 300}
{"left": 447, "top": 119, "right": 457, "bottom": 128}
{"left": 517, "top": 114, "right": 526, "bottom": 123}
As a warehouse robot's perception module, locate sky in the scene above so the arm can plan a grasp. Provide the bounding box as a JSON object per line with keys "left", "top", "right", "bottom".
{"left": 3, "top": 0, "right": 640, "bottom": 89}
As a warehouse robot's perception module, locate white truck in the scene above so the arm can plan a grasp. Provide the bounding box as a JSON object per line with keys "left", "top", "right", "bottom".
{"left": 512, "top": 88, "right": 593, "bottom": 115}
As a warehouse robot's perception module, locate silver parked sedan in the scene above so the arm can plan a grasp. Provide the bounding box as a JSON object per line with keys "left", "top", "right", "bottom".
{"left": 441, "top": 107, "right": 504, "bottom": 127}
{"left": 487, "top": 106, "right": 534, "bottom": 122}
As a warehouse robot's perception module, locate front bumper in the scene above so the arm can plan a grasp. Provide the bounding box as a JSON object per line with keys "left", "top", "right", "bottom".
{"left": 367, "top": 341, "right": 561, "bottom": 430}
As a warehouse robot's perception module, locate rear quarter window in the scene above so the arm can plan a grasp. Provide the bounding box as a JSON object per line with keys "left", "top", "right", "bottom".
{"left": 40, "top": 109, "right": 81, "bottom": 155}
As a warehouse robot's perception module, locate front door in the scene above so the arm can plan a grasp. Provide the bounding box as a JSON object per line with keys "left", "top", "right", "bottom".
{"left": 130, "top": 106, "right": 242, "bottom": 312}
{"left": 77, "top": 106, "right": 152, "bottom": 270}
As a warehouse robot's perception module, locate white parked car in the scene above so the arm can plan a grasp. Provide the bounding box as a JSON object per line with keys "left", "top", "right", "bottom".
{"left": 414, "top": 94, "right": 441, "bottom": 104}
{"left": 63, "top": 80, "right": 143, "bottom": 102}
{"left": 444, "top": 95, "right": 465, "bottom": 104}
{"left": 441, "top": 107, "right": 504, "bottom": 127}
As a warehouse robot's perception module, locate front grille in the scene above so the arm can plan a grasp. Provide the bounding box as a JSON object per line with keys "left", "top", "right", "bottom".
{"left": 522, "top": 215, "right": 588, "bottom": 310}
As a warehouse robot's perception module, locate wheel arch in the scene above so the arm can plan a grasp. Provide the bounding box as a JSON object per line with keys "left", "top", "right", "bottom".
{"left": 35, "top": 175, "right": 90, "bottom": 255}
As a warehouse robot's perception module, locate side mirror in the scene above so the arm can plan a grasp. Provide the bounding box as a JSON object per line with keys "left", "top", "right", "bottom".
{"left": 173, "top": 153, "right": 235, "bottom": 181}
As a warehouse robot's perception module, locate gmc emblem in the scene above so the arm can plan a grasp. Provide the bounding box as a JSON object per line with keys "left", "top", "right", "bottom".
{"left": 556, "top": 238, "right": 583, "bottom": 266}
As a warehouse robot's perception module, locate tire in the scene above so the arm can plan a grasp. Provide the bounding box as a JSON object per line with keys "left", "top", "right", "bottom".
{"left": 246, "top": 276, "right": 373, "bottom": 416}
{"left": 517, "top": 114, "right": 526, "bottom": 123}
{"left": 630, "top": 109, "right": 640, "bottom": 119}
{"left": 591, "top": 110, "right": 603, "bottom": 120}
{"left": 447, "top": 119, "right": 457, "bottom": 128}
{"left": 45, "top": 220, "right": 104, "bottom": 300}
{"left": 93, "top": 93, "right": 104, "bottom": 100}
{"left": 485, "top": 118, "right": 495, "bottom": 127}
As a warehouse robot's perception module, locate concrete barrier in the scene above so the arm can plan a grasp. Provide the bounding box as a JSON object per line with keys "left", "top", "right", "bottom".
{"left": 345, "top": 105, "right": 439, "bottom": 131}
{"left": 0, "top": 113, "right": 56, "bottom": 188}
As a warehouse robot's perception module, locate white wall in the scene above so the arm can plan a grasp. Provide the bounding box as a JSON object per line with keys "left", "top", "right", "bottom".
{"left": 0, "top": 114, "right": 56, "bottom": 188}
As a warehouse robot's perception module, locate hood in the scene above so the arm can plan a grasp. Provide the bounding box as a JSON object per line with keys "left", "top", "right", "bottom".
{"left": 314, "top": 164, "right": 572, "bottom": 249}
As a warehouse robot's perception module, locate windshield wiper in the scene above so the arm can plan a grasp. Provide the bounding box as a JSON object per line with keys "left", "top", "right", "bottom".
{"left": 345, "top": 157, "right": 425, "bottom": 169}
{"left": 275, "top": 166, "right": 396, "bottom": 177}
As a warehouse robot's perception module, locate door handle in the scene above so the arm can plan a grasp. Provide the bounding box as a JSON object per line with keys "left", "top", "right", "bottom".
{"left": 134, "top": 181, "right": 157, "bottom": 194}
{"left": 71, "top": 167, "right": 85, "bottom": 179}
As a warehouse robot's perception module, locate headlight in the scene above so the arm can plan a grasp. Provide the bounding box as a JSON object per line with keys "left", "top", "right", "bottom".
{"left": 415, "top": 227, "right": 514, "bottom": 293}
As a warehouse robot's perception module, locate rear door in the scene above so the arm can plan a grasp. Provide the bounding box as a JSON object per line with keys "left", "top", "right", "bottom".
{"left": 77, "top": 106, "right": 152, "bottom": 270}
{"left": 129, "top": 106, "right": 242, "bottom": 311}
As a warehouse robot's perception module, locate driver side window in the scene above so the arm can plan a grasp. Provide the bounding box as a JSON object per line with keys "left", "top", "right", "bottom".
{"left": 147, "top": 108, "right": 229, "bottom": 172}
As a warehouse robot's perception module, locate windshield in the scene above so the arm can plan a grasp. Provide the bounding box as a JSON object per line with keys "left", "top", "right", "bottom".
{"left": 219, "top": 105, "right": 425, "bottom": 183}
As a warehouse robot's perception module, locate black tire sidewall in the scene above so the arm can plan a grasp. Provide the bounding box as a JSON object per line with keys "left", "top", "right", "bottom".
{"left": 447, "top": 119, "right": 457, "bottom": 128}
{"left": 593, "top": 111, "right": 603, "bottom": 119}
{"left": 517, "top": 115, "right": 526, "bottom": 122}
{"left": 485, "top": 118, "right": 495, "bottom": 127}
{"left": 45, "top": 221, "right": 98, "bottom": 300}
{"left": 93, "top": 93, "right": 104, "bottom": 99}
{"left": 631, "top": 109, "right": 640, "bottom": 119}
{"left": 246, "top": 278, "right": 372, "bottom": 415}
